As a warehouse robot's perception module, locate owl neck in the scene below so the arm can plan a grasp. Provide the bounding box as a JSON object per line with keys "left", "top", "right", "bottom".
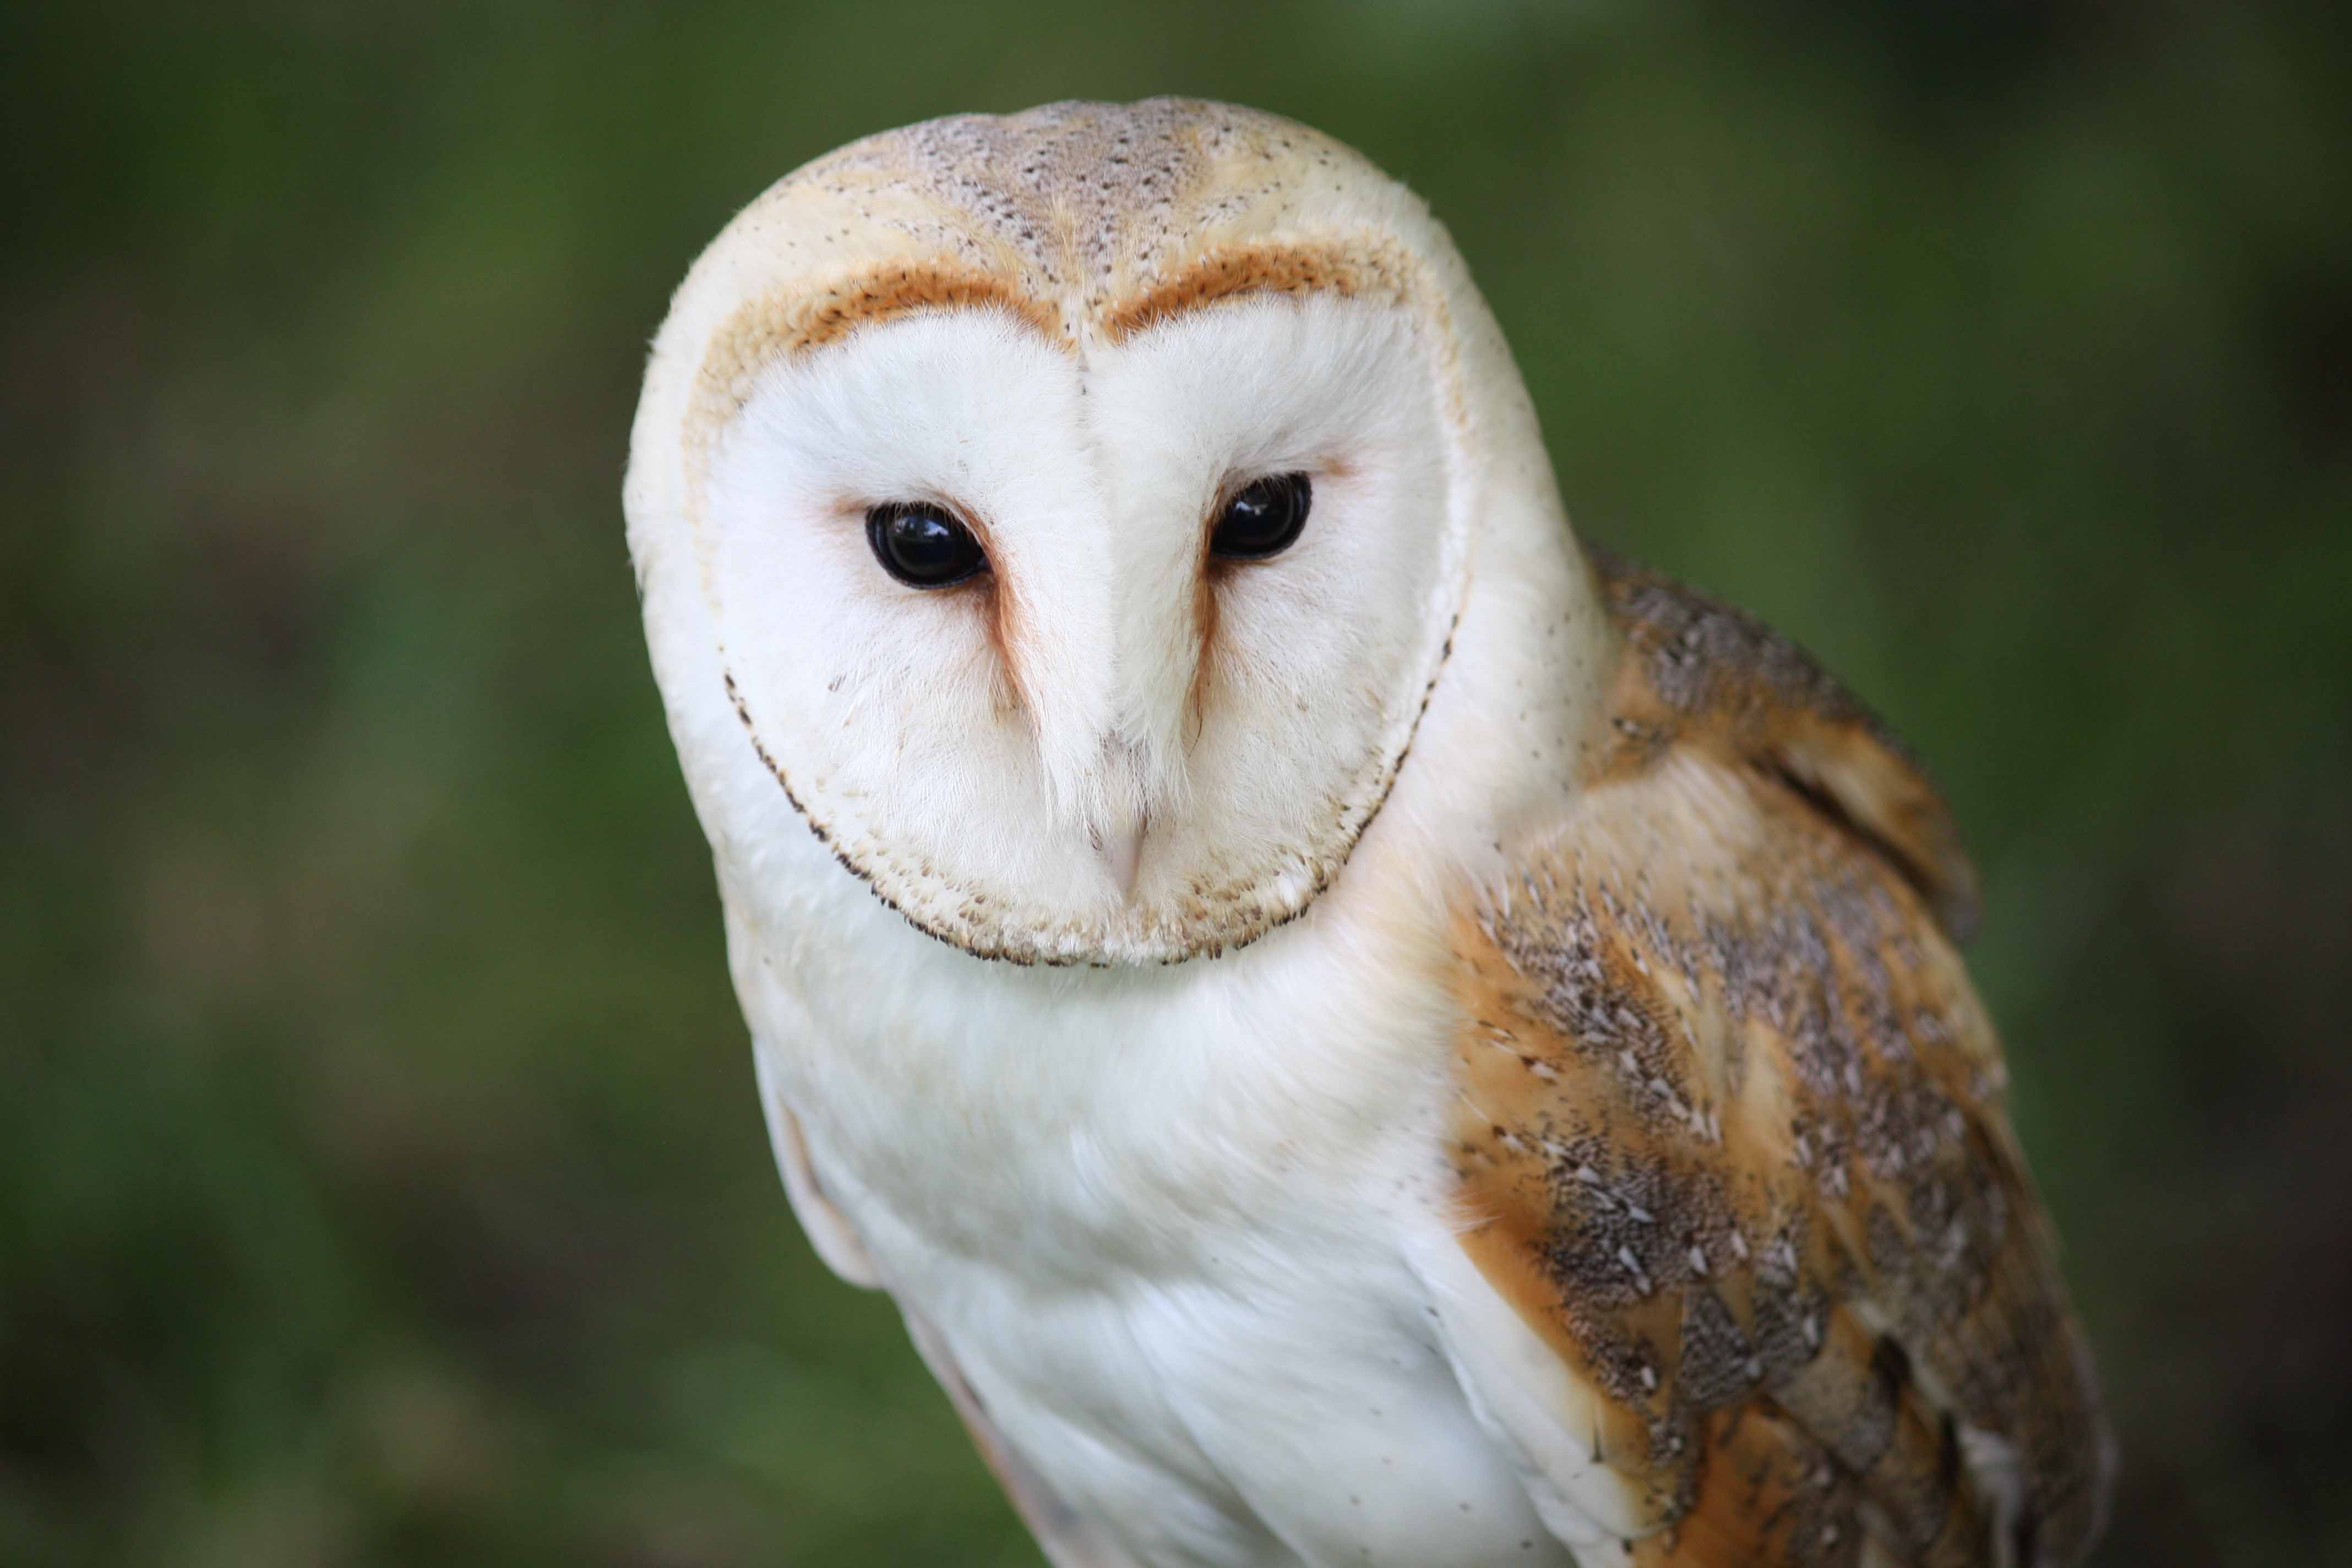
{"left": 723, "top": 769, "right": 1473, "bottom": 1285}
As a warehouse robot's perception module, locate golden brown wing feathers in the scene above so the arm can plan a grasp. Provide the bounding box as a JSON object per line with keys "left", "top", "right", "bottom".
{"left": 1442, "top": 557, "right": 2107, "bottom": 1565}
{"left": 1585, "top": 547, "right": 1980, "bottom": 942}
{"left": 1627, "top": 1401, "right": 1862, "bottom": 1567}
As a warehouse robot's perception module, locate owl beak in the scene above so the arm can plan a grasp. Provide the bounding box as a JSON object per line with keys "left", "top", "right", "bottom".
{"left": 1092, "top": 819, "right": 1146, "bottom": 901}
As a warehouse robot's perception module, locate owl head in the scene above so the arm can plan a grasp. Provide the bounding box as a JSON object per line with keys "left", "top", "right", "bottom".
{"left": 627, "top": 99, "right": 1579, "bottom": 965}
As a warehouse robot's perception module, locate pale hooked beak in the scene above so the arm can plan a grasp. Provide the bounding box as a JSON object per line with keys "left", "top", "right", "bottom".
{"left": 1092, "top": 819, "right": 1146, "bottom": 901}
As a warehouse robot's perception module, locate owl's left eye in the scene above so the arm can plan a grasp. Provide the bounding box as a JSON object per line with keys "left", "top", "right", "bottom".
{"left": 1210, "top": 472, "right": 1312, "bottom": 561}
{"left": 866, "top": 502, "right": 988, "bottom": 588}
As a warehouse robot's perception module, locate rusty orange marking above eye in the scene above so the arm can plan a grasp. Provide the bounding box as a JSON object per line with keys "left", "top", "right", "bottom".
{"left": 687, "top": 236, "right": 1426, "bottom": 468}
{"left": 689, "top": 261, "right": 1063, "bottom": 439}
{"left": 1097, "top": 237, "right": 1419, "bottom": 343}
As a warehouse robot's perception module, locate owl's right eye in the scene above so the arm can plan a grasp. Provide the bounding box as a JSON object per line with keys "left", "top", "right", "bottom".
{"left": 865, "top": 502, "right": 988, "bottom": 589}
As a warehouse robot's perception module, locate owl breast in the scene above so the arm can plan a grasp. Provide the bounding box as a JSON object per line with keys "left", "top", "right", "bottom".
{"left": 722, "top": 798, "right": 1574, "bottom": 1567}
{"left": 829, "top": 1170, "right": 1577, "bottom": 1568}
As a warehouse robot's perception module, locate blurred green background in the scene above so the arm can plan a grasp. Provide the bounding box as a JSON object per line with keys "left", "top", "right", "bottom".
{"left": 4, "top": 2, "right": 2347, "bottom": 1564}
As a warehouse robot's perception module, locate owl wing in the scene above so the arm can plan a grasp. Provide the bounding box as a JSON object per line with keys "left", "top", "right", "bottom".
{"left": 1411, "top": 553, "right": 2110, "bottom": 1567}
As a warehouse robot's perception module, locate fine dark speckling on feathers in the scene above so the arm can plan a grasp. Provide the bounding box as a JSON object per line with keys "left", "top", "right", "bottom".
{"left": 1446, "top": 551, "right": 2109, "bottom": 1566}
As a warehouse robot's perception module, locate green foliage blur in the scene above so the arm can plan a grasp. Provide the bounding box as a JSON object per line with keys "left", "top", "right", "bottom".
{"left": 4, "top": 2, "right": 2346, "bottom": 1563}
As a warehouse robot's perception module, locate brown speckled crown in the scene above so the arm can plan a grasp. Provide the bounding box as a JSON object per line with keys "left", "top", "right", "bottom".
{"left": 809, "top": 100, "right": 1382, "bottom": 326}
{"left": 680, "top": 100, "right": 1461, "bottom": 470}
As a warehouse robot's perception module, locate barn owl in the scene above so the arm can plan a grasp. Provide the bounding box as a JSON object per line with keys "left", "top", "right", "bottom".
{"left": 624, "top": 99, "right": 2111, "bottom": 1567}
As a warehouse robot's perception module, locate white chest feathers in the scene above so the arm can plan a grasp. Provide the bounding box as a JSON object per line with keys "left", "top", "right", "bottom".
{"left": 721, "top": 854, "right": 1574, "bottom": 1568}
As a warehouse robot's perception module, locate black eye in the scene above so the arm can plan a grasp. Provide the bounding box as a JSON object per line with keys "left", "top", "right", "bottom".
{"left": 1210, "top": 472, "right": 1312, "bottom": 560}
{"left": 865, "top": 502, "right": 987, "bottom": 588}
